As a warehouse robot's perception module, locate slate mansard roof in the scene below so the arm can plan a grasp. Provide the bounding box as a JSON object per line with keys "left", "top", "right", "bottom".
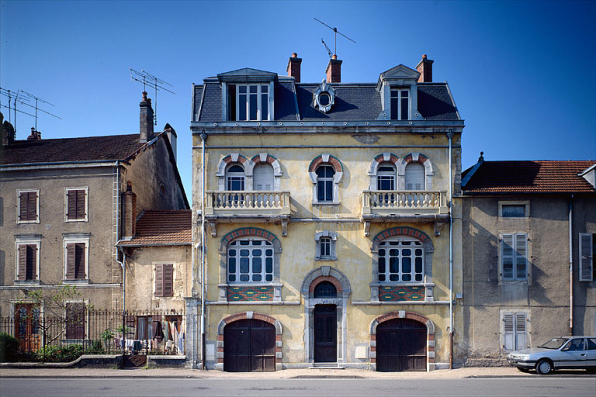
{"left": 118, "top": 210, "right": 192, "bottom": 246}
{"left": 192, "top": 68, "right": 460, "bottom": 123}
{"left": 462, "top": 160, "right": 596, "bottom": 194}
{"left": 1, "top": 133, "right": 153, "bottom": 166}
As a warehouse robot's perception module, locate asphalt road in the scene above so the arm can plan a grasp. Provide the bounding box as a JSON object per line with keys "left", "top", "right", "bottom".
{"left": 1, "top": 377, "right": 595, "bottom": 397}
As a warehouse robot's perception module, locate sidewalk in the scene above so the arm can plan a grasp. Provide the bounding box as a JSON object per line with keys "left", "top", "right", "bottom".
{"left": 2, "top": 366, "right": 590, "bottom": 379}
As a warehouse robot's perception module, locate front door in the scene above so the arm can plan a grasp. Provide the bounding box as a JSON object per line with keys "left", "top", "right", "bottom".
{"left": 376, "top": 318, "right": 426, "bottom": 371}
{"left": 314, "top": 304, "right": 337, "bottom": 363}
{"left": 14, "top": 304, "right": 40, "bottom": 352}
{"left": 224, "top": 319, "right": 276, "bottom": 372}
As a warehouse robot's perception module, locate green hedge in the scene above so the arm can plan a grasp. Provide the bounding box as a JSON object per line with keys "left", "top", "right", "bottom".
{"left": 0, "top": 333, "right": 19, "bottom": 362}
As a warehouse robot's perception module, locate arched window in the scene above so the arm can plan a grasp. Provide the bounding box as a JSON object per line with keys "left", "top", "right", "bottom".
{"left": 314, "top": 281, "right": 337, "bottom": 298}
{"left": 377, "top": 163, "right": 396, "bottom": 191}
{"left": 378, "top": 237, "right": 424, "bottom": 282}
{"left": 227, "top": 238, "right": 274, "bottom": 283}
{"left": 316, "top": 164, "right": 335, "bottom": 202}
{"left": 405, "top": 162, "right": 425, "bottom": 190}
{"left": 253, "top": 163, "right": 274, "bottom": 191}
{"left": 226, "top": 164, "right": 245, "bottom": 191}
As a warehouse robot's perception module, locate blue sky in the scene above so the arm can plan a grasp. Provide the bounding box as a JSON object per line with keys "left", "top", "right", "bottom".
{"left": 2, "top": 0, "right": 595, "bottom": 200}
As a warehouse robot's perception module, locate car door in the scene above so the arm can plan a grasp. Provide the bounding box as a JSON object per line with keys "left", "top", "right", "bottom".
{"left": 559, "top": 338, "right": 588, "bottom": 369}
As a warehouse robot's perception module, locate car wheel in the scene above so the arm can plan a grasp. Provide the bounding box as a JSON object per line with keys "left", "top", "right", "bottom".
{"left": 536, "top": 359, "right": 553, "bottom": 375}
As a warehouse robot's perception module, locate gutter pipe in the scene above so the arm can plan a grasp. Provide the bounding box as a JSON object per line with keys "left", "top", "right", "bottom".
{"left": 447, "top": 130, "right": 454, "bottom": 370}
{"left": 569, "top": 195, "right": 574, "bottom": 335}
{"left": 200, "top": 131, "right": 207, "bottom": 370}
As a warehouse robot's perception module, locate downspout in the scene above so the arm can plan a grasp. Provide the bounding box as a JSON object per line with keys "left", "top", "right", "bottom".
{"left": 447, "top": 130, "right": 454, "bottom": 370}
{"left": 116, "top": 247, "right": 126, "bottom": 358}
{"left": 200, "top": 131, "right": 207, "bottom": 370}
{"left": 569, "top": 195, "right": 574, "bottom": 336}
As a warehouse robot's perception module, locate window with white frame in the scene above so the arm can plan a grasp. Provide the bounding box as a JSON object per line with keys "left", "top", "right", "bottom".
{"left": 17, "top": 189, "right": 39, "bottom": 223}
{"left": 405, "top": 162, "right": 425, "bottom": 190}
{"left": 226, "top": 164, "right": 245, "bottom": 191}
{"left": 234, "top": 84, "right": 269, "bottom": 121}
{"left": 378, "top": 237, "right": 424, "bottom": 282}
{"left": 227, "top": 239, "right": 274, "bottom": 283}
{"left": 316, "top": 164, "right": 335, "bottom": 203}
{"left": 499, "top": 201, "right": 529, "bottom": 218}
{"left": 390, "top": 89, "right": 410, "bottom": 120}
{"left": 15, "top": 237, "right": 40, "bottom": 281}
{"left": 315, "top": 231, "right": 338, "bottom": 261}
{"left": 63, "top": 235, "right": 89, "bottom": 281}
{"left": 65, "top": 188, "right": 88, "bottom": 221}
{"left": 501, "top": 233, "right": 528, "bottom": 280}
{"left": 502, "top": 311, "right": 528, "bottom": 351}
{"left": 377, "top": 163, "right": 396, "bottom": 191}
{"left": 580, "top": 233, "right": 595, "bottom": 282}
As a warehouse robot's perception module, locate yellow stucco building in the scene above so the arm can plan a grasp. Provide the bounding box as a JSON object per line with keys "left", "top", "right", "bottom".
{"left": 189, "top": 54, "right": 464, "bottom": 371}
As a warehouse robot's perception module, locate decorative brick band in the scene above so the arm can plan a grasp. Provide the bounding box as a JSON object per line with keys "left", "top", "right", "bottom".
{"left": 223, "top": 153, "right": 248, "bottom": 164}
{"left": 372, "top": 226, "right": 431, "bottom": 245}
{"left": 374, "top": 153, "right": 399, "bottom": 164}
{"left": 379, "top": 286, "right": 425, "bottom": 301}
{"left": 309, "top": 276, "right": 343, "bottom": 294}
{"left": 308, "top": 153, "right": 343, "bottom": 173}
{"left": 403, "top": 153, "right": 428, "bottom": 164}
{"left": 250, "top": 153, "right": 278, "bottom": 165}
{"left": 221, "top": 227, "right": 279, "bottom": 246}
{"left": 227, "top": 286, "right": 274, "bottom": 301}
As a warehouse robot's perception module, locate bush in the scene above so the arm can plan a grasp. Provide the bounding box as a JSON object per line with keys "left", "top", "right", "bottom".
{"left": 35, "top": 344, "right": 85, "bottom": 362}
{"left": 85, "top": 340, "right": 104, "bottom": 354}
{"left": 0, "top": 333, "right": 19, "bottom": 362}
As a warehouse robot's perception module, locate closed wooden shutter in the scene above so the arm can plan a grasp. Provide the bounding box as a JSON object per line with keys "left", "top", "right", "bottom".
{"left": 515, "top": 313, "right": 527, "bottom": 350}
{"left": 155, "top": 264, "right": 174, "bottom": 297}
{"left": 155, "top": 265, "right": 164, "bottom": 296}
{"left": 515, "top": 234, "right": 528, "bottom": 279}
{"left": 405, "top": 163, "right": 425, "bottom": 190}
{"left": 501, "top": 234, "right": 514, "bottom": 279}
{"left": 66, "top": 243, "right": 85, "bottom": 280}
{"left": 19, "top": 192, "right": 38, "bottom": 221}
{"left": 503, "top": 313, "right": 514, "bottom": 350}
{"left": 18, "top": 245, "right": 27, "bottom": 281}
{"left": 65, "top": 303, "right": 85, "bottom": 339}
{"left": 66, "top": 244, "right": 76, "bottom": 279}
{"left": 67, "top": 190, "right": 86, "bottom": 220}
{"left": 580, "top": 234, "right": 594, "bottom": 281}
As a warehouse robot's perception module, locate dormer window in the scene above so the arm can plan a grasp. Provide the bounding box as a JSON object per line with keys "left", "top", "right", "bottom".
{"left": 391, "top": 89, "right": 409, "bottom": 120}
{"left": 235, "top": 84, "right": 269, "bottom": 121}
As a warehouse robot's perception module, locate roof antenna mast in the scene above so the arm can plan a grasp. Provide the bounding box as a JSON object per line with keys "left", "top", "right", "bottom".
{"left": 129, "top": 68, "right": 175, "bottom": 126}
{"left": 0, "top": 87, "right": 60, "bottom": 133}
{"left": 314, "top": 18, "right": 356, "bottom": 57}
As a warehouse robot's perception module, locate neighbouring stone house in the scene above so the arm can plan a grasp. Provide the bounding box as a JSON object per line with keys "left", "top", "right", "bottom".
{"left": 460, "top": 156, "right": 596, "bottom": 365}
{"left": 0, "top": 93, "right": 188, "bottom": 350}
{"left": 190, "top": 53, "right": 465, "bottom": 371}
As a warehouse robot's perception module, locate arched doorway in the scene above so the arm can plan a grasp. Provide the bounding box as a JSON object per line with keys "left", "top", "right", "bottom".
{"left": 224, "top": 319, "right": 276, "bottom": 372}
{"left": 376, "top": 318, "right": 427, "bottom": 371}
{"left": 313, "top": 282, "right": 338, "bottom": 363}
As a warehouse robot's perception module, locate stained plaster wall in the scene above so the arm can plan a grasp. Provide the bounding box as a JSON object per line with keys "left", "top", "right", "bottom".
{"left": 462, "top": 194, "right": 596, "bottom": 362}
{"left": 193, "top": 129, "right": 464, "bottom": 368}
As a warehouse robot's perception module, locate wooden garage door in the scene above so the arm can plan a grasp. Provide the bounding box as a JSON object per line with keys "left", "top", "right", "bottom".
{"left": 376, "top": 318, "right": 426, "bottom": 372}
{"left": 224, "top": 319, "right": 276, "bottom": 372}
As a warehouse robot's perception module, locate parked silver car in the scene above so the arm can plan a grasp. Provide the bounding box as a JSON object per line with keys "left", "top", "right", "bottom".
{"left": 508, "top": 336, "right": 596, "bottom": 374}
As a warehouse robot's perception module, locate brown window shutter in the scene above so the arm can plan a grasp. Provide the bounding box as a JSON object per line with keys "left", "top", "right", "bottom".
{"left": 18, "top": 245, "right": 27, "bottom": 281}
{"left": 66, "top": 303, "right": 85, "bottom": 339}
{"left": 163, "top": 264, "right": 174, "bottom": 297}
{"left": 74, "top": 243, "right": 85, "bottom": 279}
{"left": 26, "top": 245, "right": 37, "bottom": 280}
{"left": 67, "top": 190, "right": 75, "bottom": 219}
{"left": 66, "top": 243, "right": 76, "bottom": 279}
{"left": 155, "top": 264, "right": 164, "bottom": 296}
{"left": 19, "top": 193, "right": 27, "bottom": 221}
{"left": 27, "top": 192, "right": 37, "bottom": 221}
{"left": 77, "top": 190, "right": 86, "bottom": 218}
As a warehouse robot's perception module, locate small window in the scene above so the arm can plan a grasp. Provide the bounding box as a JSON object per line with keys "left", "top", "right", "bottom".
{"left": 17, "top": 190, "right": 39, "bottom": 223}
{"left": 236, "top": 84, "right": 269, "bottom": 121}
{"left": 377, "top": 163, "right": 396, "bottom": 191}
{"left": 390, "top": 89, "right": 409, "bottom": 120}
{"left": 155, "top": 264, "right": 174, "bottom": 297}
{"left": 227, "top": 239, "right": 274, "bottom": 283}
{"left": 66, "top": 188, "right": 88, "bottom": 221}
{"left": 501, "top": 233, "right": 528, "bottom": 280}
{"left": 503, "top": 311, "right": 528, "bottom": 351}
{"left": 499, "top": 202, "right": 529, "bottom": 218}
{"left": 64, "top": 238, "right": 88, "bottom": 281}
{"left": 17, "top": 243, "right": 38, "bottom": 281}
{"left": 314, "top": 281, "right": 337, "bottom": 298}
{"left": 315, "top": 232, "right": 338, "bottom": 261}
{"left": 316, "top": 164, "right": 335, "bottom": 202}
{"left": 579, "top": 233, "right": 595, "bottom": 282}
{"left": 226, "top": 165, "right": 245, "bottom": 191}
{"left": 405, "top": 163, "right": 425, "bottom": 190}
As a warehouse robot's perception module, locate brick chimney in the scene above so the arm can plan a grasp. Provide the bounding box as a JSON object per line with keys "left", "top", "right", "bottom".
{"left": 122, "top": 181, "right": 137, "bottom": 240}
{"left": 287, "top": 53, "right": 302, "bottom": 83}
{"left": 27, "top": 127, "right": 41, "bottom": 140}
{"left": 139, "top": 91, "right": 154, "bottom": 143}
{"left": 1, "top": 112, "right": 15, "bottom": 146}
{"left": 326, "top": 55, "right": 342, "bottom": 83}
{"left": 416, "top": 54, "right": 434, "bottom": 83}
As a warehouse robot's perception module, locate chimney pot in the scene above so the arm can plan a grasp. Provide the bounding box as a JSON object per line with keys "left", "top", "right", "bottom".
{"left": 139, "top": 92, "right": 154, "bottom": 142}
{"left": 326, "top": 56, "right": 342, "bottom": 83}
{"left": 416, "top": 54, "right": 434, "bottom": 83}
{"left": 287, "top": 53, "right": 303, "bottom": 83}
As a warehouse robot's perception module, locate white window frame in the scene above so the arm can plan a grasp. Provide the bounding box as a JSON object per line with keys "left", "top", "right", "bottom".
{"left": 64, "top": 187, "right": 89, "bottom": 222}
{"left": 63, "top": 234, "right": 90, "bottom": 283}
{"left": 16, "top": 189, "right": 40, "bottom": 224}
{"left": 499, "top": 201, "right": 530, "bottom": 218}
{"left": 500, "top": 233, "right": 529, "bottom": 281}
{"left": 390, "top": 88, "right": 410, "bottom": 120}
{"left": 227, "top": 238, "right": 275, "bottom": 284}
{"left": 225, "top": 164, "right": 246, "bottom": 191}
{"left": 377, "top": 237, "right": 425, "bottom": 283}
{"left": 236, "top": 84, "right": 270, "bottom": 121}
{"left": 579, "top": 233, "right": 594, "bottom": 282}
{"left": 501, "top": 310, "right": 529, "bottom": 352}
{"left": 15, "top": 236, "right": 41, "bottom": 282}
{"left": 315, "top": 231, "right": 338, "bottom": 261}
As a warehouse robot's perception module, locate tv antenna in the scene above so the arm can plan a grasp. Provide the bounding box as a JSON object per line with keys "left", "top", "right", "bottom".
{"left": 0, "top": 87, "right": 60, "bottom": 133}
{"left": 314, "top": 18, "right": 356, "bottom": 57}
{"left": 130, "top": 68, "right": 175, "bottom": 126}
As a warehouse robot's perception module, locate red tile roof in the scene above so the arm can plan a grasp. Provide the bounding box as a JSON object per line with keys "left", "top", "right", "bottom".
{"left": 1, "top": 134, "right": 152, "bottom": 165}
{"left": 119, "top": 210, "right": 192, "bottom": 246}
{"left": 462, "top": 160, "right": 595, "bottom": 193}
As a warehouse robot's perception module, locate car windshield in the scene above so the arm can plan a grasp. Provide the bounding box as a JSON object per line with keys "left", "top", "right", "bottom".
{"left": 538, "top": 338, "right": 568, "bottom": 349}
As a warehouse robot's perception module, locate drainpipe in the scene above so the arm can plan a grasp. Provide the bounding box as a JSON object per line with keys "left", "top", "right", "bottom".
{"left": 447, "top": 130, "right": 454, "bottom": 370}
{"left": 200, "top": 131, "right": 207, "bottom": 370}
{"left": 569, "top": 195, "right": 574, "bottom": 336}
{"left": 116, "top": 247, "right": 126, "bottom": 359}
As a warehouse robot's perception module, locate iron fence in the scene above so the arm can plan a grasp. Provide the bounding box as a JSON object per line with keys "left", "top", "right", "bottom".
{"left": 0, "top": 309, "right": 186, "bottom": 362}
